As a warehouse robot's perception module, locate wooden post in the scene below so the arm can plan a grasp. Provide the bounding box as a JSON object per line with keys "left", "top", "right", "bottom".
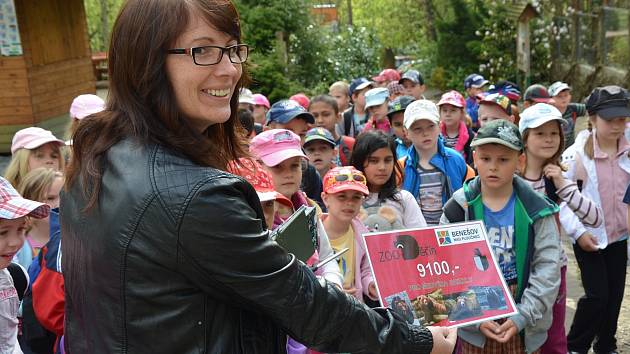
{"left": 346, "top": 0, "right": 352, "bottom": 26}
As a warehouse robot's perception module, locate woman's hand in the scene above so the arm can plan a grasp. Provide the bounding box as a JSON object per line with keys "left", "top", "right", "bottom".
{"left": 495, "top": 319, "right": 518, "bottom": 343}
{"left": 543, "top": 164, "right": 567, "bottom": 189}
{"left": 479, "top": 321, "right": 503, "bottom": 342}
{"left": 428, "top": 326, "right": 457, "bottom": 354}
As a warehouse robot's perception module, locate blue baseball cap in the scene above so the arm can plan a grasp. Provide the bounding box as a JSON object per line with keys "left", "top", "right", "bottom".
{"left": 348, "top": 77, "right": 373, "bottom": 96}
{"left": 464, "top": 74, "right": 489, "bottom": 89}
{"left": 364, "top": 87, "right": 389, "bottom": 109}
{"left": 265, "top": 99, "right": 315, "bottom": 126}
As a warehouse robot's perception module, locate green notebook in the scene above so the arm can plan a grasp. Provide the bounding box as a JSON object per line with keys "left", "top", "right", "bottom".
{"left": 272, "top": 205, "right": 318, "bottom": 262}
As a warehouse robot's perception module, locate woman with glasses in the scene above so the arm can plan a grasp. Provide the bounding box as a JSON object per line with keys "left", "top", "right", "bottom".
{"left": 61, "top": 1, "right": 455, "bottom": 353}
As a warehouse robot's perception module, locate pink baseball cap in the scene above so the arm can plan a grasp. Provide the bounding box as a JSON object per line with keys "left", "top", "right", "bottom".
{"left": 11, "top": 127, "right": 65, "bottom": 154}
{"left": 69, "top": 94, "right": 105, "bottom": 120}
{"left": 228, "top": 158, "right": 292, "bottom": 207}
{"left": 289, "top": 93, "right": 310, "bottom": 109}
{"left": 0, "top": 176, "right": 50, "bottom": 220}
{"left": 322, "top": 166, "right": 369, "bottom": 196}
{"left": 252, "top": 94, "right": 270, "bottom": 109}
{"left": 437, "top": 90, "right": 466, "bottom": 108}
{"left": 249, "top": 129, "right": 307, "bottom": 167}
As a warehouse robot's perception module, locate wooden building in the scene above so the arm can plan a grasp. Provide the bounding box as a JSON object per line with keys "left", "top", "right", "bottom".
{"left": 0, "top": 0, "right": 95, "bottom": 153}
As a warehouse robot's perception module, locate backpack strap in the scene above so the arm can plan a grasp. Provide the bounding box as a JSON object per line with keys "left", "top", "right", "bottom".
{"left": 344, "top": 112, "right": 353, "bottom": 137}
{"left": 442, "top": 198, "right": 465, "bottom": 223}
{"left": 7, "top": 262, "right": 28, "bottom": 301}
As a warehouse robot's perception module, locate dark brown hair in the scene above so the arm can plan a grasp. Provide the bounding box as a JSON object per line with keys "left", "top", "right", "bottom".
{"left": 67, "top": 0, "right": 248, "bottom": 209}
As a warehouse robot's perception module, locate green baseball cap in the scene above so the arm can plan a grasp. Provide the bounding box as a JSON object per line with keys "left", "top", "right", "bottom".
{"left": 471, "top": 119, "right": 523, "bottom": 151}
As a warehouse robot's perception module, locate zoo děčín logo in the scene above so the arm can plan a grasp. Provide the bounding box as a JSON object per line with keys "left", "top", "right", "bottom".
{"left": 434, "top": 224, "right": 484, "bottom": 246}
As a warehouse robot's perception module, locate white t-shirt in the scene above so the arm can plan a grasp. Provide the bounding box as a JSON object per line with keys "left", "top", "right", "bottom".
{"left": 0, "top": 268, "right": 22, "bottom": 354}
{"left": 363, "top": 190, "right": 427, "bottom": 230}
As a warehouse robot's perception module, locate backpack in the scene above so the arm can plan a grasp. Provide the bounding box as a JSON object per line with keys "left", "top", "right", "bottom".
{"left": 338, "top": 136, "right": 354, "bottom": 166}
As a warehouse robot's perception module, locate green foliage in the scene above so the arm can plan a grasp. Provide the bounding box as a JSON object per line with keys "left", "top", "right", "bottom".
{"left": 83, "top": 0, "right": 125, "bottom": 52}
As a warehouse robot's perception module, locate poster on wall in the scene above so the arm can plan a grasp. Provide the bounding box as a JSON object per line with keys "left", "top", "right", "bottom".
{"left": 363, "top": 221, "right": 518, "bottom": 328}
{"left": 0, "top": 0, "right": 22, "bottom": 56}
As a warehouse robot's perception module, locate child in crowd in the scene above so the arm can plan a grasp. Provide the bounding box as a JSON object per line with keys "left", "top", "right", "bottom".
{"left": 464, "top": 74, "right": 489, "bottom": 128}
{"left": 0, "top": 176, "right": 50, "bottom": 354}
{"left": 519, "top": 103, "right": 603, "bottom": 354}
{"left": 328, "top": 81, "right": 350, "bottom": 114}
{"left": 4, "top": 128, "right": 65, "bottom": 188}
{"left": 249, "top": 129, "right": 342, "bottom": 286}
{"left": 477, "top": 93, "right": 514, "bottom": 128}
{"left": 372, "top": 68, "right": 400, "bottom": 88}
{"left": 401, "top": 100, "right": 470, "bottom": 225}
{"left": 320, "top": 167, "right": 377, "bottom": 302}
{"left": 351, "top": 131, "right": 426, "bottom": 230}
{"left": 363, "top": 87, "right": 391, "bottom": 134}
{"left": 441, "top": 119, "right": 561, "bottom": 354}
{"left": 387, "top": 81, "right": 405, "bottom": 101}
{"left": 228, "top": 158, "right": 292, "bottom": 230}
{"left": 523, "top": 84, "right": 552, "bottom": 109}
{"left": 265, "top": 100, "right": 323, "bottom": 206}
{"left": 340, "top": 78, "right": 373, "bottom": 137}
{"left": 237, "top": 108, "right": 255, "bottom": 142}
{"left": 238, "top": 88, "right": 256, "bottom": 112}
{"left": 266, "top": 99, "right": 314, "bottom": 141}
{"left": 290, "top": 93, "right": 310, "bottom": 110}
{"left": 399, "top": 70, "right": 425, "bottom": 100}
{"left": 252, "top": 93, "right": 270, "bottom": 126}
{"left": 303, "top": 128, "right": 337, "bottom": 179}
{"left": 308, "top": 95, "right": 355, "bottom": 166}
{"left": 437, "top": 90, "right": 474, "bottom": 165}
{"left": 548, "top": 81, "right": 586, "bottom": 149}
{"left": 387, "top": 96, "right": 415, "bottom": 159}
{"left": 67, "top": 94, "right": 105, "bottom": 140}
{"left": 562, "top": 86, "right": 630, "bottom": 354}
{"left": 13, "top": 168, "right": 63, "bottom": 270}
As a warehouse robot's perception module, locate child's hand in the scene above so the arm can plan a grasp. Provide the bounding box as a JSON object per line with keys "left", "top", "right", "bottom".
{"left": 479, "top": 321, "right": 503, "bottom": 342}
{"left": 368, "top": 282, "right": 377, "bottom": 299}
{"left": 577, "top": 232, "right": 599, "bottom": 252}
{"left": 343, "top": 286, "right": 358, "bottom": 296}
{"left": 494, "top": 319, "right": 518, "bottom": 343}
{"left": 428, "top": 326, "right": 457, "bottom": 354}
{"left": 543, "top": 164, "right": 567, "bottom": 189}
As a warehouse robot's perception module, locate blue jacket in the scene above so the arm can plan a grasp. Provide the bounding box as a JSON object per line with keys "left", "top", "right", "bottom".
{"left": 401, "top": 136, "right": 468, "bottom": 205}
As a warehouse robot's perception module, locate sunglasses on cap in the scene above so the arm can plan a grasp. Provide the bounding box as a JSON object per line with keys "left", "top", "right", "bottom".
{"left": 324, "top": 170, "right": 367, "bottom": 191}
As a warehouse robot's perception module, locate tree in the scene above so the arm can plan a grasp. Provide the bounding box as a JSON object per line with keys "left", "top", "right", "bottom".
{"left": 84, "top": 0, "right": 125, "bottom": 52}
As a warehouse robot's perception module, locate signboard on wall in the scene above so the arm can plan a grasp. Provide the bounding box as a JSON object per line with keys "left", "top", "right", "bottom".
{"left": 0, "top": 0, "right": 22, "bottom": 56}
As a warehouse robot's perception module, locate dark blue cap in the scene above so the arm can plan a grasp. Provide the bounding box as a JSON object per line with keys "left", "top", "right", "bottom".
{"left": 348, "top": 77, "right": 373, "bottom": 96}
{"left": 464, "top": 74, "right": 489, "bottom": 89}
{"left": 266, "top": 100, "right": 315, "bottom": 126}
{"left": 585, "top": 85, "right": 630, "bottom": 119}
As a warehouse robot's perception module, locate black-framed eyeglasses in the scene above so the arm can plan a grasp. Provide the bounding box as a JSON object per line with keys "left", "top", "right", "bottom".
{"left": 167, "top": 44, "right": 249, "bottom": 66}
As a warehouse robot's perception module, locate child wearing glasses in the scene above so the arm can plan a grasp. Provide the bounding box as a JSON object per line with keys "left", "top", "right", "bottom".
{"left": 320, "top": 167, "right": 377, "bottom": 303}
{"left": 351, "top": 131, "right": 426, "bottom": 231}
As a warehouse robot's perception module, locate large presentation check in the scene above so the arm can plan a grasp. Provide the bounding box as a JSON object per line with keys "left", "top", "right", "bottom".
{"left": 363, "top": 221, "right": 518, "bottom": 328}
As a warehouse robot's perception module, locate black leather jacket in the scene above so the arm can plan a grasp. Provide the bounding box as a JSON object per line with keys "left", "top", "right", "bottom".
{"left": 60, "top": 139, "right": 433, "bottom": 353}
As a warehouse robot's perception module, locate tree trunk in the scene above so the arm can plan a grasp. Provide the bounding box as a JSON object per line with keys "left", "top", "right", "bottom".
{"left": 421, "top": 0, "right": 437, "bottom": 41}
{"left": 100, "top": 0, "right": 109, "bottom": 51}
{"left": 347, "top": 0, "right": 353, "bottom": 26}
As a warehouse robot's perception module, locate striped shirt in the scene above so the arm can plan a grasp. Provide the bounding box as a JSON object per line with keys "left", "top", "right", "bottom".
{"left": 416, "top": 166, "right": 445, "bottom": 225}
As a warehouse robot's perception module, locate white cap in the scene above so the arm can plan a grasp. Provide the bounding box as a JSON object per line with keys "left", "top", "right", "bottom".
{"left": 239, "top": 88, "right": 256, "bottom": 105}
{"left": 548, "top": 81, "right": 570, "bottom": 97}
{"left": 518, "top": 103, "right": 566, "bottom": 134}
{"left": 403, "top": 99, "right": 439, "bottom": 129}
